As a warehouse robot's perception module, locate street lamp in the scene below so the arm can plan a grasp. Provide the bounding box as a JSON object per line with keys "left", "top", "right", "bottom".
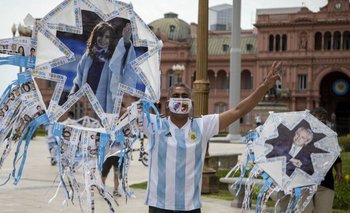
{"left": 172, "top": 64, "right": 185, "bottom": 83}
{"left": 11, "top": 24, "right": 17, "bottom": 37}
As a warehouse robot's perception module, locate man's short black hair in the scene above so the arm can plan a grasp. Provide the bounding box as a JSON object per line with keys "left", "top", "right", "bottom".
{"left": 167, "top": 83, "right": 191, "bottom": 98}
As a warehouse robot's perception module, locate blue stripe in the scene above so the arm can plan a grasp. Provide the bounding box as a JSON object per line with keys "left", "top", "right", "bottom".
{"left": 192, "top": 120, "right": 203, "bottom": 208}
{"left": 174, "top": 129, "right": 186, "bottom": 209}
{"left": 156, "top": 119, "right": 169, "bottom": 208}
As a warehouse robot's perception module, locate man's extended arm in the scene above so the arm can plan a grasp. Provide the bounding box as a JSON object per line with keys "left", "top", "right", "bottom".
{"left": 335, "top": 160, "right": 343, "bottom": 183}
{"left": 219, "top": 61, "right": 281, "bottom": 130}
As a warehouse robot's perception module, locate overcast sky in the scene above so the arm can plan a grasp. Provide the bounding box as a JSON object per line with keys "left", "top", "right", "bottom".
{"left": 0, "top": 0, "right": 328, "bottom": 93}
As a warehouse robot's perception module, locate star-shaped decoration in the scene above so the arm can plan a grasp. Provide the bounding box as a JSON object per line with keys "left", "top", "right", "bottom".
{"left": 265, "top": 120, "right": 328, "bottom": 176}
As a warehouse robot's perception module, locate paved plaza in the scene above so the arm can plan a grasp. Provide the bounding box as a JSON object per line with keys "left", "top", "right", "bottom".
{"left": 0, "top": 136, "right": 252, "bottom": 213}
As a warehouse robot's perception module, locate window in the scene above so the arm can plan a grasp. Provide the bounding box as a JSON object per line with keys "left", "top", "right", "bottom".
{"left": 241, "top": 70, "right": 252, "bottom": 89}
{"left": 214, "top": 103, "right": 227, "bottom": 114}
{"left": 208, "top": 70, "right": 215, "bottom": 89}
{"left": 324, "top": 32, "right": 331, "bottom": 50}
{"left": 169, "top": 25, "right": 176, "bottom": 32}
{"left": 343, "top": 31, "right": 350, "bottom": 50}
{"left": 216, "top": 70, "right": 228, "bottom": 89}
{"left": 269, "top": 35, "right": 274, "bottom": 51}
{"left": 297, "top": 74, "right": 307, "bottom": 90}
{"left": 191, "top": 72, "right": 196, "bottom": 88}
{"left": 333, "top": 31, "right": 341, "bottom": 50}
{"left": 222, "top": 44, "right": 230, "bottom": 52}
{"left": 282, "top": 34, "right": 287, "bottom": 51}
{"left": 168, "top": 70, "right": 175, "bottom": 87}
{"left": 246, "top": 43, "right": 253, "bottom": 51}
{"left": 275, "top": 34, "right": 281, "bottom": 51}
{"left": 314, "top": 32, "right": 322, "bottom": 50}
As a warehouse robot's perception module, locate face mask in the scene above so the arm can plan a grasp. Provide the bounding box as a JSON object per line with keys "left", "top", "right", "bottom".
{"left": 168, "top": 98, "right": 192, "bottom": 114}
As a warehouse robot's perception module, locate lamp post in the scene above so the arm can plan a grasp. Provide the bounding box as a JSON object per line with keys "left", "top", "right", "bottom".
{"left": 172, "top": 64, "right": 185, "bottom": 83}
{"left": 11, "top": 22, "right": 33, "bottom": 73}
{"left": 11, "top": 24, "right": 17, "bottom": 37}
{"left": 193, "top": 0, "right": 218, "bottom": 194}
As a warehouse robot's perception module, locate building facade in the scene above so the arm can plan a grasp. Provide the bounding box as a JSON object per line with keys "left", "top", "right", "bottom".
{"left": 150, "top": 0, "right": 350, "bottom": 135}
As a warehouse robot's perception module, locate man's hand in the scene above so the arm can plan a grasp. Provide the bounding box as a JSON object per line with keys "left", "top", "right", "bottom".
{"left": 262, "top": 61, "right": 282, "bottom": 90}
{"left": 290, "top": 158, "right": 302, "bottom": 168}
{"left": 122, "top": 23, "right": 132, "bottom": 44}
{"left": 335, "top": 172, "right": 343, "bottom": 184}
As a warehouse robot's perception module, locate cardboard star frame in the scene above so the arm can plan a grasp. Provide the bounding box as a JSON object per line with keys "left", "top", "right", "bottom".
{"left": 2, "top": 0, "right": 162, "bottom": 131}
{"left": 252, "top": 111, "right": 340, "bottom": 194}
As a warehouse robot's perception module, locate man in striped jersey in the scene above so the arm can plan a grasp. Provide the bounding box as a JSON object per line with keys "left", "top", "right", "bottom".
{"left": 144, "top": 62, "right": 281, "bottom": 212}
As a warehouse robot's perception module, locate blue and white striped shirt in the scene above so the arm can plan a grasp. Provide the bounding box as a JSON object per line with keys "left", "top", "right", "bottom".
{"left": 144, "top": 114, "right": 219, "bottom": 211}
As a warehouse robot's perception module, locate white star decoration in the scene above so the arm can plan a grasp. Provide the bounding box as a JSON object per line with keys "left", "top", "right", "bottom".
{"left": 29, "top": 0, "right": 162, "bottom": 131}
{"left": 252, "top": 111, "right": 340, "bottom": 194}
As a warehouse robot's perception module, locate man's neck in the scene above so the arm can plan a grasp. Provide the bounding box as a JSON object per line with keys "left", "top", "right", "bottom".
{"left": 169, "top": 113, "right": 189, "bottom": 128}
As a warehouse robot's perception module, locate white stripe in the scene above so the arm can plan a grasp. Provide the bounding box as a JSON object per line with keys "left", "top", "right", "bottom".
{"left": 185, "top": 142, "right": 196, "bottom": 210}
{"left": 165, "top": 137, "right": 177, "bottom": 209}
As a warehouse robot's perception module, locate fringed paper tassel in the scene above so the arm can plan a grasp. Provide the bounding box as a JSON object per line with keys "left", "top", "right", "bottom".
{"left": 285, "top": 187, "right": 303, "bottom": 213}
{"left": 298, "top": 185, "right": 317, "bottom": 212}
{"left": 85, "top": 169, "right": 118, "bottom": 213}
{"left": 261, "top": 184, "right": 281, "bottom": 213}
{"left": 242, "top": 166, "right": 260, "bottom": 211}
{"left": 67, "top": 171, "right": 84, "bottom": 212}
{"left": 12, "top": 114, "right": 49, "bottom": 185}
{"left": 53, "top": 123, "right": 71, "bottom": 202}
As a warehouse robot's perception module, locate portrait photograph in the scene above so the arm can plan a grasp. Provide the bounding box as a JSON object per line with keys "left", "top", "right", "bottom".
{"left": 52, "top": 10, "right": 147, "bottom": 114}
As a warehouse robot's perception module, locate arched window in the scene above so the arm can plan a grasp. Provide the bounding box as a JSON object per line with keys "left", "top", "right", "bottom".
{"left": 282, "top": 34, "right": 287, "bottom": 51}
{"left": 269, "top": 35, "right": 274, "bottom": 51}
{"left": 241, "top": 70, "right": 252, "bottom": 89}
{"left": 208, "top": 70, "right": 215, "bottom": 89}
{"left": 216, "top": 70, "right": 228, "bottom": 89}
{"left": 168, "top": 70, "right": 175, "bottom": 87}
{"left": 343, "top": 31, "right": 350, "bottom": 50}
{"left": 333, "top": 31, "right": 341, "bottom": 50}
{"left": 324, "top": 32, "right": 331, "bottom": 50}
{"left": 214, "top": 103, "right": 227, "bottom": 114}
{"left": 275, "top": 34, "right": 281, "bottom": 51}
{"left": 314, "top": 32, "right": 322, "bottom": 50}
{"left": 191, "top": 72, "right": 196, "bottom": 88}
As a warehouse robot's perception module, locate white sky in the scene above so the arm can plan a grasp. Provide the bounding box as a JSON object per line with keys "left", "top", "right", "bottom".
{"left": 0, "top": 0, "right": 328, "bottom": 93}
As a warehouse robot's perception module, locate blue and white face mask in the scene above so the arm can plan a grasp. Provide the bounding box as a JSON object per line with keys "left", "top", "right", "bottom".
{"left": 168, "top": 98, "right": 192, "bottom": 114}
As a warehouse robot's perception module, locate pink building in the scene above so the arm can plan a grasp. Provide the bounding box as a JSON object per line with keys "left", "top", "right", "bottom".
{"left": 149, "top": 0, "right": 350, "bottom": 135}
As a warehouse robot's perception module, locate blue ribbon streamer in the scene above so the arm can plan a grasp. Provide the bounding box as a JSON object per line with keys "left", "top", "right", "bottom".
{"left": 98, "top": 133, "right": 109, "bottom": 174}
{"left": 17, "top": 70, "right": 32, "bottom": 84}
{"left": 0, "top": 55, "right": 34, "bottom": 68}
{"left": 288, "top": 187, "right": 302, "bottom": 211}
{"left": 12, "top": 114, "right": 50, "bottom": 185}
{"left": 255, "top": 172, "right": 274, "bottom": 213}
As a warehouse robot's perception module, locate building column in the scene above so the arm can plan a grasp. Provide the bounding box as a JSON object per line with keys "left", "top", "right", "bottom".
{"left": 227, "top": 0, "right": 241, "bottom": 140}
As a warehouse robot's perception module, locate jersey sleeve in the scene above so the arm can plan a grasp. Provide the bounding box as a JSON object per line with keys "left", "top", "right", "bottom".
{"left": 201, "top": 114, "right": 219, "bottom": 141}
